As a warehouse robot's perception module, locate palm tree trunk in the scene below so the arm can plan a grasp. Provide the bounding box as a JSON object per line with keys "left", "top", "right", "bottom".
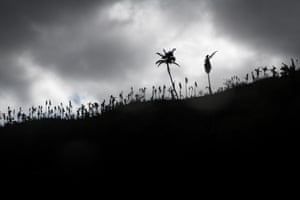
{"left": 167, "top": 63, "right": 178, "bottom": 99}
{"left": 207, "top": 73, "right": 212, "bottom": 95}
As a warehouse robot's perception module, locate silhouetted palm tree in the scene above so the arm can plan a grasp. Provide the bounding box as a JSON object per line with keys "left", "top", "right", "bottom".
{"left": 156, "top": 48, "right": 180, "bottom": 99}
{"left": 204, "top": 51, "right": 217, "bottom": 95}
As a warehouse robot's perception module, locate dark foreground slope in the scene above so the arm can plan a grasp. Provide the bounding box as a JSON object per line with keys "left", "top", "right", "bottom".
{"left": 0, "top": 72, "right": 300, "bottom": 179}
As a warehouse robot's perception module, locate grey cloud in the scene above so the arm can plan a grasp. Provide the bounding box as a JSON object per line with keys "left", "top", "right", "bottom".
{"left": 29, "top": 21, "right": 155, "bottom": 82}
{"left": 0, "top": 0, "right": 118, "bottom": 103}
{"left": 0, "top": 54, "right": 33, "bottom": 104}
{"left": 1, "top": 0, "right": 158, "bottom": 83}
{"left": 208, "top": 0, "right": 300, "bottom": 57}
{"left": 0, "top": 0, "right": 110, "bottom": 51}
{"left": 160, "top": 0, "right": 208, "bottom": 25}
{"left": 1, "top": 0, "right": 299, "bottom": 109}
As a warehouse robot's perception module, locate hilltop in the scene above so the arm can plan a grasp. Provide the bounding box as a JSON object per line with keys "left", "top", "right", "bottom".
{"left": 0, "top": 71, "right": 299, "bottom": 179}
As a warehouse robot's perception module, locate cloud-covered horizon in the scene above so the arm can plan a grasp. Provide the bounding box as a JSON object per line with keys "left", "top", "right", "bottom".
{"left": 0, "top": 0, "right": 299, "bottom": 110}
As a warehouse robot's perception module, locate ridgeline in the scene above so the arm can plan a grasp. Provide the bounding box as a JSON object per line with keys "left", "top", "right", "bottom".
{"left": 1, "top": 71, "right": 299, "bottom": 179}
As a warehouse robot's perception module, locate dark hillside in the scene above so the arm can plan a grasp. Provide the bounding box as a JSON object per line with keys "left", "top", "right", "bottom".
{"left": 1, "top": 72, "right": 300, "bottom": 179}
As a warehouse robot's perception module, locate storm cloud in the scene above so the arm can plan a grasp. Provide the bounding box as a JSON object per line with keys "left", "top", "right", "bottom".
{"left": 208, "top": 0, "right": 300, "bottom": 57}
{"left": 0, "top": 0, "right": 299, "bottom": 110}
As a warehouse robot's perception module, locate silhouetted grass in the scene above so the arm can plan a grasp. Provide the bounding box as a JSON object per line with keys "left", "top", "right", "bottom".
{"left": 0, "top": 70, "right": 299, "bottom": 180}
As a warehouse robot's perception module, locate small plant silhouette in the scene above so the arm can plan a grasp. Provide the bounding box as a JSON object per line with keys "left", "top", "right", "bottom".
{"left": 1, "top": 53, "right": 299, "bottom": 128}
{"left": 270, "top": 66, "right": 278, "bottom": 77}
{"left": 156, "top": 48, "right": 180, "bottom": 99}
{"left": 280, "top": 59, "right": 297, "bottom": 77}
{"left": 189, "top": 86, "right": 193, "bottom": 97}
{"left": 194, "top": 81, "right": 198, "bottom": 97}
{"left": 262, "top": 67, "right": 268, "bottom": 77}
{"left": 251, "top": 72, "right": 255, "bottom": 82}
{"left": 158, "top": 86, "right": 162, "bottom": 99}
{"left": 162, "top": 85, "right": 166, "bottom": 100}
{"left": 151, "top": 86, "right": 155, "bottom": 101}
{"left": 244, "top": 73, "right": 249, "bottom": 83}
{"left": 179, "top": 82, "right": 183, "bottom": 99}
{"left": 185, "top": 77, "right": 188, "bottom": 98}
{"left": 204, "top": 51, "right": 217, "bottom": 95}
{"left": 254, "top": 68, "right": 261, "bottom": 79}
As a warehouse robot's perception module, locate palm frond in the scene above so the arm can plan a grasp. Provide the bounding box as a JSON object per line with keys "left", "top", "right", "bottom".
{"left": 156, "top": 52, "right": 164, "bottom": 57}
{"left": 173, "top": 62, "right": 180, "bottom": 67}
{"left": 158, "top": 62, "right": 164, "bottom": 67}
{"left": 155, "top": 60, "right": 165, "bottom": 67}
{"left": 155, "top": 60, "right": 162, "bottom": 65}
{"left": 209, "top": 51, "right": 218, "bottom": 59}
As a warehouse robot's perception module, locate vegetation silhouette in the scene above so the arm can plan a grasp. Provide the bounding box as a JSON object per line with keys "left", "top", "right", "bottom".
{"left": 156, "top": 48, "right": 180, "bottom": 99}
{"left": 262, "top": 66, "right": 268, "bottom": 77}
{"left": 179, "top": 82, "right": 183, "bottom": 99}
{"left": 185, "top": 77, "right": 188, "bottom": 98}
{"left": 204, "top": 51, "right": 217, "bottom": 95}
{"left": 270, "top": 66, "right": 278, "bottom": 77}
{"left": 194, "top": 81, "right": 198, "bottom": 97}
{"left": 0, "top": 52, "right": 299, "bottom": 179}
{"left": 0, "top": 56, "right": 299, "bottom": 127}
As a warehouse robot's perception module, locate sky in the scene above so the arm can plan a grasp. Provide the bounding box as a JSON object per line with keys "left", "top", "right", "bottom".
{"left": 0, "top": 0, "right": 299, "bottom": 111}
